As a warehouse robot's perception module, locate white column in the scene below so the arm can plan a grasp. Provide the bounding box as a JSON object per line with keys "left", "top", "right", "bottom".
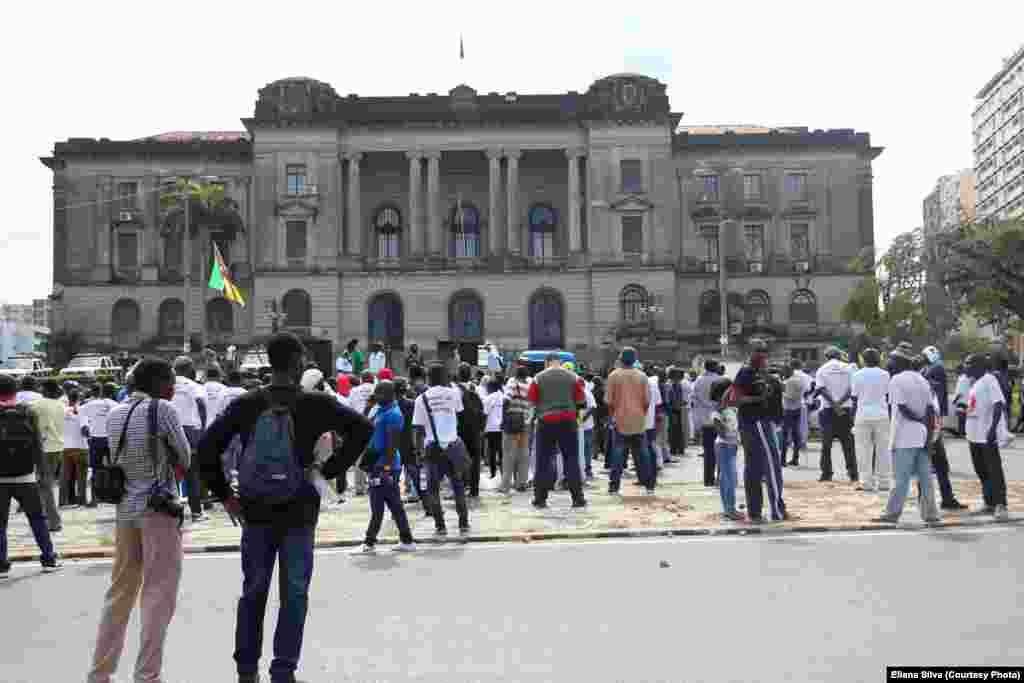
{"left": 346, "top": 152, "right": 363, "bottom": 256}
{"left": 426, "top": 151, "right": 441, "bottom": 256}
{"left": 406, "top": 151, "right": 423, "bottom": 257}
{"left": 487, "top": 148, "right": 503, "bottom": 256}
{"left": 506, "top": 149, "right": 521, "bottom": 255}
{"left": 567, "top": 148, "right": 582, "bottom": 253}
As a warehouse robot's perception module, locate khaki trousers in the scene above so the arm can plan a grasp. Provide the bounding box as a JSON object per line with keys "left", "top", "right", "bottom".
{"left": 87, "top": 512, "right": 183, "bottom": 683}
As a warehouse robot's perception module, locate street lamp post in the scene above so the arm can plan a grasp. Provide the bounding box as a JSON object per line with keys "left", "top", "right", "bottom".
{"left": 640, "top": 298, "right": 665, "bottom": 350}
{"left": 171, "top": 175, "right": 222, "bottom": 355}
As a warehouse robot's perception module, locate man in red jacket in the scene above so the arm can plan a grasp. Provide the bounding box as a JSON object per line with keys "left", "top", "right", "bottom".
{"left": 528, "top": 352, "right": 587, "bottom": 510}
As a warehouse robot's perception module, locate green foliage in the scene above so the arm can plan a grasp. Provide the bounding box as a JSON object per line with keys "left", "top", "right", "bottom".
{"left": 944, "top": 331, "right": 995, "bottom": 364}
{"left": 159, "top": 178, "right": 237, "bottom": 236}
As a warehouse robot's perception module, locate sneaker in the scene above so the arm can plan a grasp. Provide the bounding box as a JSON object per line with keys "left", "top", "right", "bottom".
{"left": 352, "top": 544, "right": 377, "bottom": 555}
{"left": 458, "top": 526, "right": 471, "bottom": 537}
{"left": 571, "top": 500, "right": 588, "bottom": 509}
{"left": 433, "top": 528, "right": 448, "bottom": 539}
{"left": 871, "top": 514, "right": 899, "bottom": 524}
{"left": 392, "top": 543, "right": 418, "bottom": 553}
{"left": 355, "top": 490, "right": 366, "bottom": 497}
{"left": 994, "top": 505, "right": 1010, "bottom": 521}
{"left": 607, "top": 487, "right": 621, "bottom": 497}
{"left": 191, "top": 513, "right": 209, "bottom": 524}
{"left": 970, "top": 506, "right": 996, "bottom": 517}
{"left": 818, "top": 475, "right": 833, "bottom": 482}
{"left": 721, "top": 511, "right": 744, "bottom": 522}
{"left": 940, "top": 500, "right": 968, "bottom": 511}
{"left": 0, "top": 566, "right": 10, "bottom": 580}
{"left": 531, "top": 500, "right": 548, "bottom": 510}
{"left": 42, "top": 558, "right": 64, "bottom": 573}
{"left": 644, "top": 488, "right": 655, "bottom": 497}
{"left": 788, "top": 460, "right": 799, "bottom": 467}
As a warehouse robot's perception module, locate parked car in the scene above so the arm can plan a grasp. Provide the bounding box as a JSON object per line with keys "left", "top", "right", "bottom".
{"left": 516, "top": 350, "right": 578, "bottom": 377}
{"left": 239, "top": 348, "right": 271, "bottom": 376}
{"left": 2, "top": 354, "right": 55, "bottom": 380}
{"left": 60, "top": 354, "right": 124, "bottom": 384}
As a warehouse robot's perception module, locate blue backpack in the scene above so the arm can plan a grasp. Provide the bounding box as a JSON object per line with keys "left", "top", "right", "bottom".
{"left": 237, "top": 392, "right": 304, "bottom": 505}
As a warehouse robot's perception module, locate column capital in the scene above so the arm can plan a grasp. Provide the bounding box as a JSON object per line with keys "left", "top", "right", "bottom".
{"left": 505, "top": 148, "right": 522, "bottom": 160}
{"left": 485, "top": 147, "right": 503, "bottom": 160}
{"left": 405, "top": 150, "right": 424, "bottom": 161}
{"left": 565, "top": 147, "right": 585, "bottom": 159}
{"left": 424, "top": 150, "right": 442, "bottom": 161}
{"left": 345, "top": 151, "right": 364, "bottom": 163}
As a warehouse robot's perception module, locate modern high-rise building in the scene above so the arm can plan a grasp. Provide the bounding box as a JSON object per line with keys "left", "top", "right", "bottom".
{"left": 973, "top": 44, "right": 1024, "bottom": 221}
{"left": 923, "top": 169, "right": 976, "bottom": 238}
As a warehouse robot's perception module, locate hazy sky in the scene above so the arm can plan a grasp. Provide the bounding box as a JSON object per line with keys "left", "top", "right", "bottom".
{"left": 4, "top": 1, "right": 1023, "bottom": 303}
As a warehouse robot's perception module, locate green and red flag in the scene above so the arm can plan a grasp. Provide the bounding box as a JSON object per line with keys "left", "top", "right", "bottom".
{"left": 207, "top": 242, "right": 245, "bottom": 307}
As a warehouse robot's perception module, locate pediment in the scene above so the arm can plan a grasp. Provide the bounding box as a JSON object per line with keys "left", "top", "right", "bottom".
{"left": 609, "top": 195, "right": 655, "bottom": 212}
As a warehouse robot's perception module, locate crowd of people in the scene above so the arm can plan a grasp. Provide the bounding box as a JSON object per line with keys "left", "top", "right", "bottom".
{"left": 0, "top": 333, "right": 1019, "bottom": 682}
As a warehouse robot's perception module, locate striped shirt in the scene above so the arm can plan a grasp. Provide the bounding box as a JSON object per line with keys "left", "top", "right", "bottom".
{"left": 107, "top": 392, "right": 191, "bottom": 524}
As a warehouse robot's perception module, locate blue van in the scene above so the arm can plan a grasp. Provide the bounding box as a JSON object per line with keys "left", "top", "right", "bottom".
{"left": 517, "top": 350, "right": 577, "bottom": 376}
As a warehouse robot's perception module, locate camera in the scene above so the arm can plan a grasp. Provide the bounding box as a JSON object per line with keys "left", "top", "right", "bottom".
{"left": 148, "top": 488, "right": 185, "bottom": 528}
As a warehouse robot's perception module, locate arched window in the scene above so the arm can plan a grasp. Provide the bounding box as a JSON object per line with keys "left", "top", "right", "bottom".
{"left": 375, "top": 205, "right": 402, "bottom": 259}
{"left": 620, "top": 285, "right": 648, "bottom": 323}
{"left": 282, "top": 289, "right": 312, "bottom": 329}
{"left": 449, "top": 290, "right": 484, "bottom": 341}
{"left": 699, "top": 290, "right": 720, "bottom": 327}
{"left": 111, "top": 299, "right": 141, "bottom": 348}
{"left": 745, "top": 290, "right": 772, "bottom": 325}
{"left": 529, "top": 289, "right": 564, "bottom": 350}
{"left": 206, "top": 298, "right": 234, "bottom": 335}
{"left": 790, "top": 289, "right": 818, "bottom": 324}
{"left": 158, "top": 299, "right": 185, "bottom": 339}
{"left": 449, "top": 202, "right": 481, "bottom": 258}
{"left": 528, "top": 203, "right": 558, "bottom": 259}
{"left": 368, "top": 293, "right": 404, "bottom": 348}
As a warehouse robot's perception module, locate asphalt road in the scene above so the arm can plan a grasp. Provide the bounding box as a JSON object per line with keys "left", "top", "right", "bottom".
{"left": 4, "top": 525, "right": 1023, "bottom": 683}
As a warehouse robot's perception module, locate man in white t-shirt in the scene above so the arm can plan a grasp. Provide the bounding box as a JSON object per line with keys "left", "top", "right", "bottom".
{"left": 580, "top": 384, "right": 597, "bottom": 480}
{"left": 963, "top": 354, "right": 1009, "bottom": 520}
{"left": 851, "top": 348, "right": 891, "bottom": 492}
{"left": 412, "top": 363, "right": 468, "bottom": 537}
{"left": 349, "top": 372, "right": 376, "bottom": 417}
{"left": 814, "top": 347, "right": 858, "bottom": 482}
{"left": 203, "top": 366, "right": 228, "bottom": 422}
{"left": 78, "top": 383, "right": 119, "bottom": 508}
{"left": 172, "top": 357, "right": 209, "bottom": 522}
{"left": 874, "top": 350, "right": 940, "bottom": 524}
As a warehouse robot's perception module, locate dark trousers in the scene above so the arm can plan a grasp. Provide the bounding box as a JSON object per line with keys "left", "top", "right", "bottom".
{"left": 425, "top": 455, "right": 469, "bottom": 531}
{"left": 234, "top": 523, "right": 315, "bottom": 681}
{"left": 534, "top": 420, "right": 586, "bottom": 505}
{"left": 781, "top": 409, "right": 803, "bottom": 463}
{"left": 929, "top": 438, "right": 958, "bottom": 505}
{"left": 668, "top": 409, "right": 684, "bottom": 455}
{"left": 88, "top": 436, "right": 110, "bottom": 469}
{"left": 485, "top": 432, "right": 503, "bottom": 478}
{"left": 819, "top": 408, "right": 857, "bottom": 480}
{"left": 968, "top": 442, "right": 1007, "bottom": 508}
{"left": 741, "top": 420, "right": 786, "bottom": 520}
{"left": 183, "top": 426, "right": 204, "bottom": 515}
{"left": 0, "top": 482, "right": 58, "bottom": 570}
{"left": 462, "top": 432, "right": 482, "bottom": 497}
{"left": 365, "top": 476, "right": 413, "bottom": 545}
{"left": 701, "top": 426, "right": 718, "bottom": 486}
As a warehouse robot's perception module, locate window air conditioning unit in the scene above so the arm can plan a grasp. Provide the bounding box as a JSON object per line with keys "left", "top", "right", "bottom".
{"left": 305, "top": 184, "right": 318, "bottom": 195}
{"left": 794, "top": 260, "right": 810, "bottom": 273}
{"left": 749, "top": 262, "right": 763, "bottom": 274}
{"left": 118, "top": 211, "right": 134, "bottom": 222}
{"left": 705, "top": 262, "right": 719, "bottom": 273}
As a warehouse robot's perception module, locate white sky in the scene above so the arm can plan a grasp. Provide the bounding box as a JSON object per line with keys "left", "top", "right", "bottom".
{"left": 4, "top": 0, "right": 1023, "bottom": 303}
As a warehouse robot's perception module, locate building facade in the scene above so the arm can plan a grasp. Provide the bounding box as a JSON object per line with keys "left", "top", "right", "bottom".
{"left": 41, "top": 74, "right": 881, "bottom": 368}
{"left": 973, "top": 45, "right": 1024, "bottom": 221}
{"left": 922, "top": 169, "right": 976, "bottom": 239}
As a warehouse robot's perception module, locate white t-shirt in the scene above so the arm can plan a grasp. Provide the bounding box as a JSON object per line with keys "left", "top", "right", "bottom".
{"left": 79, "top": 398, "right": 118, "bottom": 438}
{"left": 349, "top": 382, "right": 376, "bottom": 416}
{"left": 851, "top": 367, "right": 891, "bottom": 421}
{"left": 815, "top": 360, "right": 855, "bottom": 408}
{"left": 204, "top": 381, "right": 228, "bottom": 421}
{"left": 220, "top": 386, "right": 247, "bottom": 412}
{"left": 64, "top": 406, "right": 87, "bottom": 450}
{"left": 171, "top": 376, "right": 206, "bottom": 429}
{"left": 645, "top": 376, "right": 662, "bottom": 431}
{"left": 581, "top": 387, "right": 597, "bottom": 430}
{"left": 483, "top": 389, "right": 504, "bottom": 433}
{"left": 412, "top": 386, "right": 464, "bottom": 446}
{"left": 889, "top": 370, "right": 933, "bottom": 450}
{"left": 368, "top": 351, "right": 386, "bottom": 374}
{"left": 15, "top": 390, "right": 42, "bottom": 405}
{"left": 966, "top": 373, "right": 1006, "bottom": 444}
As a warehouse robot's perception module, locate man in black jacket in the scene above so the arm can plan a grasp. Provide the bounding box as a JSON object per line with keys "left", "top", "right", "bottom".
{"left": 455, "top": 362, "right": 485, "bottom": 498}
{"left": 198, "top": 332, "right": 373, "bottom": 683}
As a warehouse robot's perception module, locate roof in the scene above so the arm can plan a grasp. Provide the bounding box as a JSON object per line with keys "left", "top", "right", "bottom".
{"left": 674, "top": 126, "right": 881, "bottom": 158}
{"left": 976, "top": 44, "right": 1024, "bottom": 100}
{"left": 136, "top": 131, "right": 250, "bottom": 143}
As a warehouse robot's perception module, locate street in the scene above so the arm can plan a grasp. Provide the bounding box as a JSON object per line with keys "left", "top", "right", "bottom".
{"left": 4, "top": 524, "right": 1023, "bottom": 682}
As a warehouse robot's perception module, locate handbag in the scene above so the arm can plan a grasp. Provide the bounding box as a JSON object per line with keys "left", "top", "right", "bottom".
{"left": 423, "top": 393, "right": 470, "bottom": 477}
{"left": 92, "top": 399, "right": 144, "bottom": 505}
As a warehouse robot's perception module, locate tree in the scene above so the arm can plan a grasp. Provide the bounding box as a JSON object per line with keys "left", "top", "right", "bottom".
{"left": 935, "top": 218, "right": 1024, "bottom": 333}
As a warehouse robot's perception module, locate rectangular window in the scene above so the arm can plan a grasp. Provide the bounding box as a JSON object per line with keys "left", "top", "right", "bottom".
{"left": 621, "top": 215, "right": 643, "bottom": 254}
{"left": 700, "top": 225, "right": 719, "bottom": 262}
{"left": 286, "top": 165, "right": 307, "bottom": 195}
{"left": 785, "top": 173, "right": 807, "bottom": 198}
{"left": 743, "top": 174, "right": 762, "bottom": 201}
{"left": 744, "top": 224, "right": 764, "bottom": 262}
{"left": 790, "top": 223, "right": 810, "bottom": 259}
{"left": 286, "top": 221, "right": 307, "bottom": 262}
{"left": 530, "top": 231, "right": 555, "bottom": 260}
{"left": 699, "top": 175, "right": 720, "bottom": 202}
{"left": 620, "top": 160, "right": 643, "bottom": 194}
{"left": 118, "top": 181, "right": 138, "bottom": 210}
{"left": 117, "top": 231, "right": 138, "bottom": 269}
{"left": 378, "top": 232, "right": 400, "bottom": 259}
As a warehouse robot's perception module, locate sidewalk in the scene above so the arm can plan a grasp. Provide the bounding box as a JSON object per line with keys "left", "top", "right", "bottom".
{"left": 6, "top": 437, "right": 1022, "bottom": 562}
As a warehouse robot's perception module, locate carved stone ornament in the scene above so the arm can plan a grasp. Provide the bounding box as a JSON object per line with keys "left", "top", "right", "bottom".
{"left": 254, "top": 77, "right": 339, "bottom": 121}
{"left": 585, "top": 73, "right": 669, "bottom": 121}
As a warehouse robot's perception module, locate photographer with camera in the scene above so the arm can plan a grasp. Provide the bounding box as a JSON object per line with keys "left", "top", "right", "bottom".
{"left": 87, "top": 357, "right": 191, "bottom": 683}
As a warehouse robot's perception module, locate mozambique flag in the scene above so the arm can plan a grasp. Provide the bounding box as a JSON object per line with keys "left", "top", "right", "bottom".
{"left": 208, "top": 242, "right": 246, "bottom": 307}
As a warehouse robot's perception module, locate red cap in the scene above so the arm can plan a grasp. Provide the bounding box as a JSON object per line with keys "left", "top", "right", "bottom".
{"left": 378, "top": 368, "right": 394, "bottom": 380}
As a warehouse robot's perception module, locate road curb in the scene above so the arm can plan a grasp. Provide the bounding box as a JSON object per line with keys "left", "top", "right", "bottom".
{"left": 9, "top": 516, "right": 1021, "bottom": 564}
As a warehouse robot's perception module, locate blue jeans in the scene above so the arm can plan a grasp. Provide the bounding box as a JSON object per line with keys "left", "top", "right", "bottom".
{"left": 716, "top": 443, "right": 738, "bottom": 514}
{"left": 535, "top": 421, "right": 586, "bottom": 505}
{"left": 0, "top": 483, "right": 57, "bottom": 570}
{"left": 582, "top": 429, "right": 593, "bottom": 477}
{"left": 885, "top": 447, "right": 938, "bottom": 521}
{"left": 425, "top": 455, "right": 469, "bottom": 531}
{"left": 366, "top": 475, "right": 414, "bottom": 545}
{"left": 87, "top": 436, "right": 110, "bottom": 469}
{"left": 235, "top": 524, "right": 315, "bottom": 681}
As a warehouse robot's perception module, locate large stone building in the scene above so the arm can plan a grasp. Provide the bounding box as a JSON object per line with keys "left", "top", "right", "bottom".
{"left": 973, "top": 44, "right": 1024, "bottom": 222}
{"left": 41, "top": 74, "right": 881, "bottom": 368}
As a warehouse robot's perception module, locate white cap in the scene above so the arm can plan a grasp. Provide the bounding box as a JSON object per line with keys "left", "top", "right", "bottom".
{"left": 300, "top": 368, "right": 324, "bottom": 392}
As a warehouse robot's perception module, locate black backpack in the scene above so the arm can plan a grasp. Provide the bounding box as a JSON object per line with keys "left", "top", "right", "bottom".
{"left": 457, "top": 383, "right": 485, "bottom": 437}
{"left": 0, "top": 405, "right": 40, "bottom": 478}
